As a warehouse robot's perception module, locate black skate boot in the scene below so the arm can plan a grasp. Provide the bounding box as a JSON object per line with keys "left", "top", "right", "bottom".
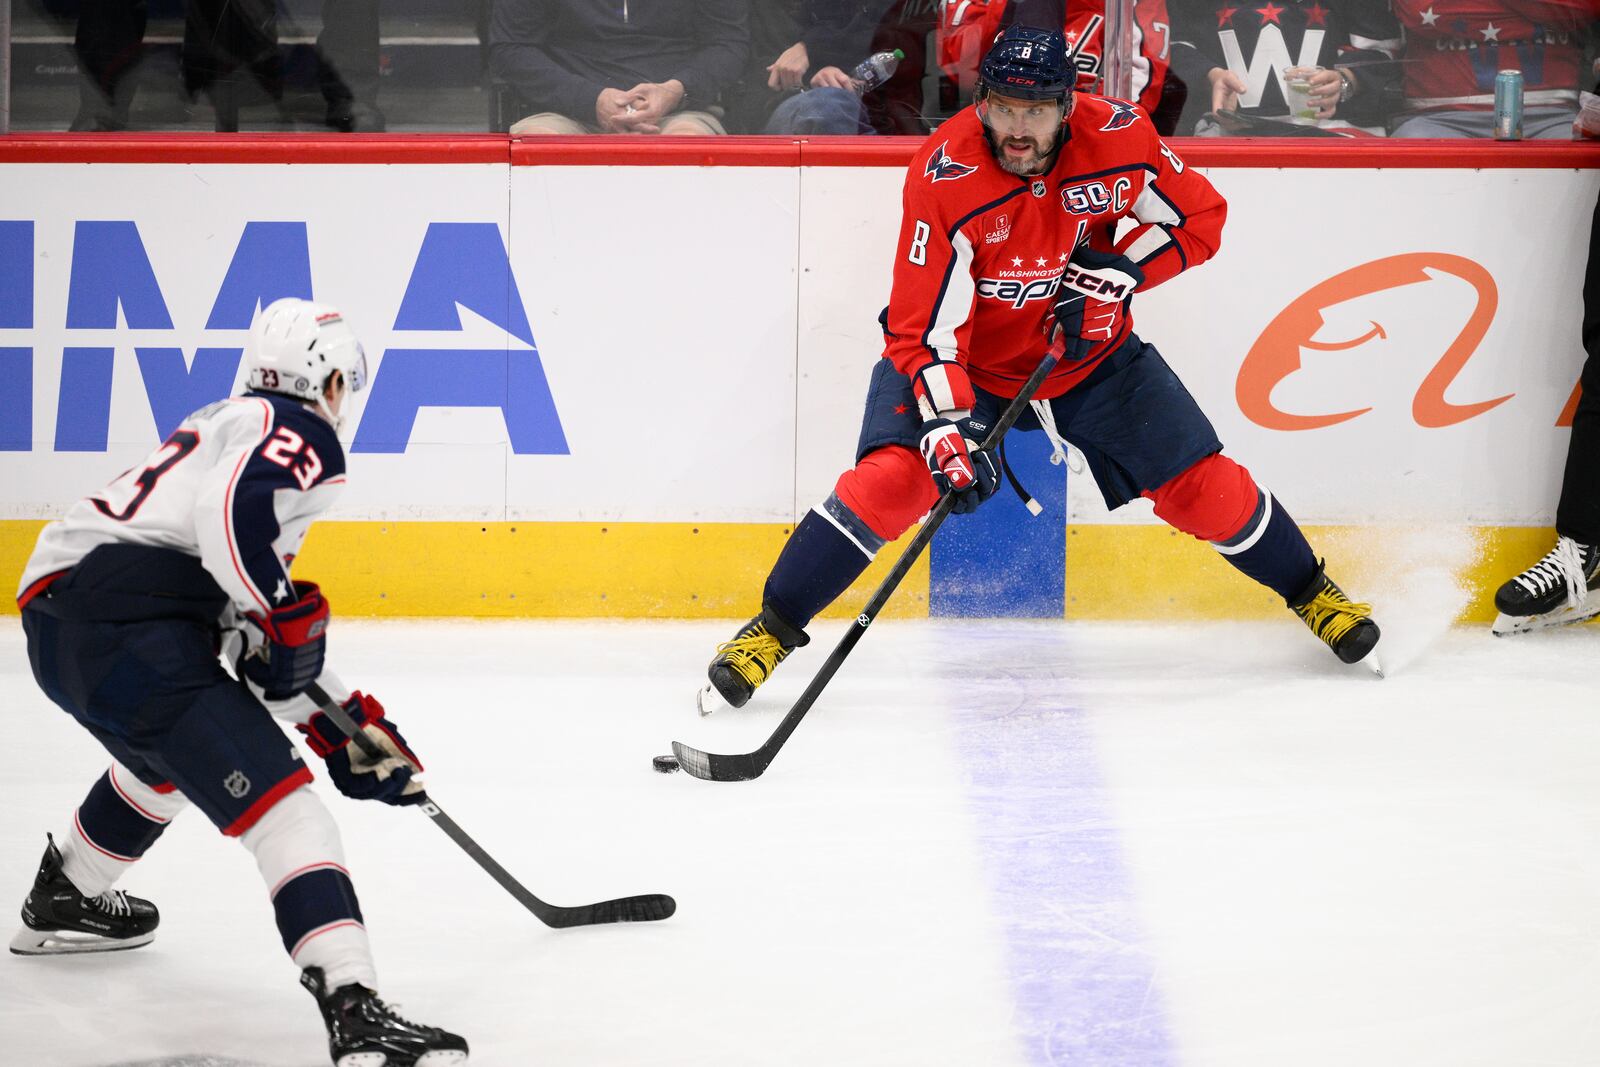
{"left": 1288, "top": 562, "right": 1381, "bottom": 669}
{"left": 302, "top": 966, "right": 468, "bottom": 1067}
{"left": 1492, "top": 536, "right": 1600, "bottom": 635}
{"left": 699, "top": 605, "right": 810, "bottom": 714}
{"left": 9, "top": 834, "right": 159, "bottom": 956}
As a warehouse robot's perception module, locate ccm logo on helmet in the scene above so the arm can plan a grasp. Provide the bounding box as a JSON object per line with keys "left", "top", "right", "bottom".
{"left": 976, "top": 276, "right": 1060, "bottom": 308}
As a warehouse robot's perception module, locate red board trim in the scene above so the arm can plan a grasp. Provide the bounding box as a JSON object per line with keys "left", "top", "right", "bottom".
{"left": 0, "top": 133, "right": 1596, "bottom": 169}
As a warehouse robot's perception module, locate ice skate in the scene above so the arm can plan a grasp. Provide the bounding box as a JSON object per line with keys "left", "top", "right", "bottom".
{"left": 9, "top": 834, "right": 158, "bottom": 956}
{"left": 699, "top": 606, "right": 809, "bottom": 714}
{"left": 302, "top": 966, "right": 468, "bottom": 1067}
{"left": 1492, "top": 536, "right": 1600, "bottom": 636}
{"left": 1288, "top": 562, "right": 1381, "bottom": 671}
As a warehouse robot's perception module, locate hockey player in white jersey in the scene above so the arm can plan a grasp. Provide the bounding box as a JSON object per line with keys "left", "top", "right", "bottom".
{"left": 11, "top": 299, "right": 468, "bottom": 1067}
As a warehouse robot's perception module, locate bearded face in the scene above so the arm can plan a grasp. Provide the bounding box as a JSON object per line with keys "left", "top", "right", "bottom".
{"left": 979, "top": 92, "right": 1069, "bottom": 176}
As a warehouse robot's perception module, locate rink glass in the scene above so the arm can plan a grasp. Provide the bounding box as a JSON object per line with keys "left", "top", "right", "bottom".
{"left": 0, "top": 0, "right": 1577, "bottom": 143}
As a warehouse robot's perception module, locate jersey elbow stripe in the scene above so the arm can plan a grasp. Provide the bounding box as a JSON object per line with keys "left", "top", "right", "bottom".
{"left": 1132, "top": 181, "right": 1185, "bottom": 228}
{"left": 225, "top": 401, "right": 277, "bottom": 613}
{"left": 1123, "top": 226, "right": 1173, "bottom": 266}
{"left": 923, "top": 230, "right": 977, "bottom": 360}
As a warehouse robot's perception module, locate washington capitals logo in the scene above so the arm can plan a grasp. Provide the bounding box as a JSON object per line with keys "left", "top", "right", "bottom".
{"left": 1100, "top": 100, "right": 1141, "bottom": 132}
{"left": 925, "top": 144, "right": 977, "bottom": 183}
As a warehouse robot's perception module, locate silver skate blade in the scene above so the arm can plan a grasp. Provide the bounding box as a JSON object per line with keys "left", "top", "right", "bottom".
{"left": 9, "top": 925, "right": 154, "bottom": 955}
{"left": 338, "top": 1054, "right": 465, "bottom": 1067}
{"left": 696, "top": 683, "right": 731, "bottom": 717}
{"left": 1492, "top": 603, "right": 1600, "bottom": 636}
{"left": 1365, "top": 649, "right": 1384, "bottom": 678}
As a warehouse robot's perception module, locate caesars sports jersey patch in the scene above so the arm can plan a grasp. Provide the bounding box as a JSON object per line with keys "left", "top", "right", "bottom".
{"left": 925, "top": 144, "right": 977, "bottom": 183}
{"left": 983, "top": 213, "right": 1012, "bottom": 244}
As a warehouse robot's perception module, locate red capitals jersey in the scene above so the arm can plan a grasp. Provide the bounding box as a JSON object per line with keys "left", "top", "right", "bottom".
{"left": 1389, "top": 0, "right": 1594, "bottom": 112}
{"left": 883, "top": 95, "right": 1225, "bottom": 405}
{"left": 937, "top": 0, "right": 1172, "bottom": 117}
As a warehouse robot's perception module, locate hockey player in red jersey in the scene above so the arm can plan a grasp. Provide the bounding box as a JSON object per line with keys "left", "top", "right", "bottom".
{"left": 701, "top": 26, "right": 1381, "bottom": 714}
{"left": 11, "top": 299, "right": 467, "bottom": 1066}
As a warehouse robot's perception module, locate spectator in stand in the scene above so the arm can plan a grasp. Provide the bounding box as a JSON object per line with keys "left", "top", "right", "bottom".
{"left": 726, "top": 0, "right": 897, "bottom": 134}
{"left": 70, "top": 0, "right": 282, "bottom": 131}
{"left": 489, "top": 0, "right": 749, "bottom": 135}
{"left": 1388, "top": 0, "right": 1595, "bottom": 138}
{"left": 937, "top": 0, "right": 1183, "bottom": 135}
{"left": 317, "top": 0, "right": 386, "bottom": 132}
{"left": 68, "top": 0, "right": 382, "bottom": 133}
{"left": 1166, "top": 0, "right": 1401, "bottom": 135}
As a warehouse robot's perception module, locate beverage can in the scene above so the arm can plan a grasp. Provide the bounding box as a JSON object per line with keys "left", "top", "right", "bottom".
{"left": 1494, "top": 69, "right": 1524, "bottom": 140}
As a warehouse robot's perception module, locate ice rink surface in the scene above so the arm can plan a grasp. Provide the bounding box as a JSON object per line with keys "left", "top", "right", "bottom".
{"left": 1, "top": 611, "right": 1596, "bottom": 1067}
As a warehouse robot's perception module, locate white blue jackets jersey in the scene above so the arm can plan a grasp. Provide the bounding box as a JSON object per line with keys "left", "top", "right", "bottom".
{"left": 20, "top": 392, "right": 346, "bottom": 617}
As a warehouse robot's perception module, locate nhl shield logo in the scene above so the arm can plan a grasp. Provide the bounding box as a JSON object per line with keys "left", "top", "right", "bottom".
{"left": 224, "top": 770, "right": 251, "bottom": 798}
{"left": 1031, "top": 179, "right": 1047, "bottom": 198}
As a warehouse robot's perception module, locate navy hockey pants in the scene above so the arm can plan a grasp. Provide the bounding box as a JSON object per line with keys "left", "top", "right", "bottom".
{"left": 21, "top": 602, "right": 310, "bottom": 837}
{"left": 858, "top": 334, "right": 1223, "bottom": 510}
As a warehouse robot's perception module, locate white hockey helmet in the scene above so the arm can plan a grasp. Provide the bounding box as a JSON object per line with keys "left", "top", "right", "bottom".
{"left": 245, "top": 298, "right": 368, "bottom": 408}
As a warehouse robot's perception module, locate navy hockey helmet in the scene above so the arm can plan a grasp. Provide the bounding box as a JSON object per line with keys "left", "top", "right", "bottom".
{"left": 978, "top": 26, "right": 1072, "bottom": 103}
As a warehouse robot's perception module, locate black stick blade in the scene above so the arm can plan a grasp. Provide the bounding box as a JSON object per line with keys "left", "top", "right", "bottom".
{"left": 536, "top": 893, "right": 677, "bottom": 929}
{"left": 669, "top": 741, "right": 767, "bottom": 782}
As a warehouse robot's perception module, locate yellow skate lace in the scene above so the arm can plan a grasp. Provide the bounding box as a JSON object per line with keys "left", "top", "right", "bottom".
{"left": 714, "top": 625, "right": 789, "bottom": 689}
{"left": 1295, "top": 586, "right": 1373, "bottom": 647}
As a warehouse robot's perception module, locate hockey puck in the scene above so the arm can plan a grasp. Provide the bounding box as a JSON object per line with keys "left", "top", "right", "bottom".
{"left": 652, "top": 754, "right": 681, "bottom": 774}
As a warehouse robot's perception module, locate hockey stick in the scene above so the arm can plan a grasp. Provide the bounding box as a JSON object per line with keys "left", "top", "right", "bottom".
{"left": 671, "top": 341, "right": 1066, "bottom": 782}
{"left": 305, "top": 682, "right": 676, "bottom": 928}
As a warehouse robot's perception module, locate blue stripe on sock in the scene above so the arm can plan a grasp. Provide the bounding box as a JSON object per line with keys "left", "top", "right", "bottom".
{"left": 821, "top": 493, "right": 886, "bottom": 555}
{"left": 77, "top": 771, "right": 167, "bottom": 859}
{"left": 1212, "top": 484, "right": 1267, "bottom": 552}
{"left": 273, "top": 867, "right": 364, "bottom": 955}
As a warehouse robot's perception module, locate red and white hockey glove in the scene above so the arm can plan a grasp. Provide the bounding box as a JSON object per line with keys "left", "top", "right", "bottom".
{"left": 1047, "top": 247, "right": 1145, "bottom": 361}
{"left": 298, "top": 691, "right": 426, "bottom": 806}
{"left": 920, "top": 415, "right": 999, "bottom": 514}
{"left": 242, "top": 580, "right": 329, "bottom": 700}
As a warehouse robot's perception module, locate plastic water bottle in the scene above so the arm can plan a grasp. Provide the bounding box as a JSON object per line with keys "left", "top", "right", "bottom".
{"left": 850, "top": 49, "right": 905, "bottom": 95}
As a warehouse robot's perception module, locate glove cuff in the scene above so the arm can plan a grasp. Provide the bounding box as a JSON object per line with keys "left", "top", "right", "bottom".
{"left": 911, "top": 361, "right": 975, "bottom": 417}
{"left": 247, "top": 581, "right": 329, "bottom": 646}
{"left": 298, "top": 690, "right": 386, "bottom": 758}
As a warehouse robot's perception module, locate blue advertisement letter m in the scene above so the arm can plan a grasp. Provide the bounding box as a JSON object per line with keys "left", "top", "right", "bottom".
{"left": 354, "top": 223, "right": 568, "bottom": 455}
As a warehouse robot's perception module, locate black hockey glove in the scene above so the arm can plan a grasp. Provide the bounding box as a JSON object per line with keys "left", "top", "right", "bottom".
{"left": 1047, "top": 247, "right": 1145, "bottom": 362}
{"left": 919, "top": 415, "right": 1000, "bottom": 514}
{"left": 242, "top": 580, "right": 329, "bottom": 700}
{"left": 298, "top": 691, "right": 427, "bottom": 806}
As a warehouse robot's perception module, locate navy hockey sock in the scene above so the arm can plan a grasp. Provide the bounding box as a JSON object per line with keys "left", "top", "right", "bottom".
{"left": 1210, "top": 486, "right": 1318, "bottom": 602}
{"left": 74, "top": 768, "right": 171, "bottom": 863}
{"left": 763, "top": 494, "right": 882, "bottom": 629}
{"left": 244, "top": 787, "right": 375, "bottom": 991}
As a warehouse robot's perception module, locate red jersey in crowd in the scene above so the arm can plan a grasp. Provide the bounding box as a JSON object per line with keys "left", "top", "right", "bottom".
{"left": 1389, "top": 0, "right": 1594, "bottom": 111}
{"left": 938, "top": 0, "right": 1173, "bottom": 117}
{"left": 882, "top": 94, "right": 1225, "bottom": 405}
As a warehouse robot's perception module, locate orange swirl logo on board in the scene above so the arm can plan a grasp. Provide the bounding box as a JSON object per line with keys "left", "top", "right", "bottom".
{"left": 1237, "top": 253, "right": 1511, "bottom": 431}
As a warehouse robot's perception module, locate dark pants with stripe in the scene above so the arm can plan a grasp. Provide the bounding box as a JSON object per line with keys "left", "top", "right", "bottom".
{"left": 1558, "top": 188, "right": 1600, "bottom": 545}
{"left": 22, "top": 547, "right": 309, "bottom": 837}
